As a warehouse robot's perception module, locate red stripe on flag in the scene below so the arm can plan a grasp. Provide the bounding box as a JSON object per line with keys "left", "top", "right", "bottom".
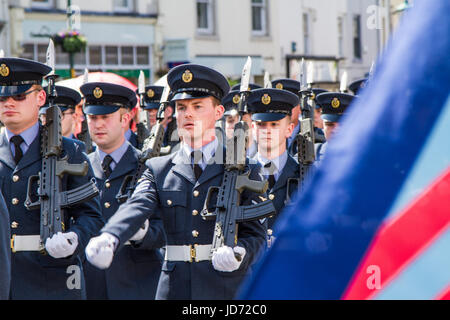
{"left": 435, "top": 285, "right": 450, "bottom": 300}
{"left": 343, "top": 167, "right": 450, "bottom": 300}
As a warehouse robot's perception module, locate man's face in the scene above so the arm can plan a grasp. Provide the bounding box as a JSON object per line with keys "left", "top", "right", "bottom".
{"left": 87, "top": 110, "right": 128, "bottom": 152}
{"left": 225, "top": 114, "right": 239, "bottom": 139}
{"left": 314, "top": 108, "right": 323, "bottom": 129}
{"left": 255, "top": 116, "right": 294, "bottom": 158}
{"left": 0, "top": 86, "right": 46, "bottom": 134}
{"left": 323, "top": 120, "right": 339, "bottom": 140}
{"left": 175, "top": 97, "right": 224, "bottom": 145}
{"left": 61, "top": 108, "right": 76, "bottom": 137}
{"left": 146, "top": 109, "right": 158, "bottom": 127}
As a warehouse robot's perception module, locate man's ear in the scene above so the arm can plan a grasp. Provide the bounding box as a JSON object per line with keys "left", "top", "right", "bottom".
{"left": 286, "top": 120, "right": 295, "bottom": 138}
{"left": 37, "top": 89, "right": 47, "bottom": 108}
{"left": 215, "top": 104, "right": 225, "bottom": 120}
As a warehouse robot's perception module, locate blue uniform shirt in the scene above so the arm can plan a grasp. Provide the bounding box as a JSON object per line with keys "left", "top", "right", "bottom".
{"left": 6, "top": 122, "right": 39, "bottom": 158}
{"left": 97, "top": 140, "right": 130, "bottom": 171}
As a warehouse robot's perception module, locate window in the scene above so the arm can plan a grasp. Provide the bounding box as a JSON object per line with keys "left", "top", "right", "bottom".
{"left": 21, "top": 43, "right": 151, "bottom": 71}
{"left": 31, "top": 0, "right": 54, "bottom": 9}
{"left": 303, "top": 13, "right": 310, "bottom": 54}
{"left": 136, "top": 46, "right": 150, "bottom": 65}
{"left": 252, "top": 0, "right": 268, "bottom": 36}
{"left": 197, "top": 0, "right": 214, "bottom": 34}
{"left": 89, "top": 46, "right": 102, "bottom": 65}
{"left": 114, "top": 0, "right": 133, "bottom": 13}
{"left": 105, "top": 46, "right": 119, "bottom": 65}
{"left": 121, "top": 46, "right": 134, "bottom": 65}
{"left": 353, "top": 15, "right": 362, "bottom": 59}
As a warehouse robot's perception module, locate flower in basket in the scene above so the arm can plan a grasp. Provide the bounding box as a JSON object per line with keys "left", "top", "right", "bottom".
{"left": 52, "top": 30, "right": 87, "bottom": 54}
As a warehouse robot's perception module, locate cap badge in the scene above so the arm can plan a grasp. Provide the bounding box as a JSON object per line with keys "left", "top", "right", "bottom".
{"left": 0, "top": 64, "right": 10, "bottom": 77}
{"left": 147, "top": 89, "right": 155, "bottom": 98}
{"left": 93, "top": 87, "right": 103, "bottom": 99}
{"left": 331, "top": 98, "right": 341, "bottom": 109}
{"left": 261, "top": 94, "right": 271, "bottom": 105}
{"left": 275, "top": 83, "right": 283, "bottom": 90}
{"left": 310, "top": 93, "right": 316, "bottom": 100}
{"left": 182, "top": 70, "right": 193, "bottom": 83}
{"left": 232, "top": 94, "right": 241, "bottom": 104}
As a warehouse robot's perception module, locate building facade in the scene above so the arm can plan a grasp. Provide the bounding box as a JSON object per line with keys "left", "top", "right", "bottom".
{"left": 3, "top": 0, "right": 157, "bottom": 82}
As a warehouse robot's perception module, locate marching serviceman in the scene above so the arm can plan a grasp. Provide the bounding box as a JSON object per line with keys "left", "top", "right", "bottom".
{"left": 81, "top": 82, "right": 164, "bottom": 299}
{"left": 248, "top": 88, "right": 300, "bottom": 246}
{"left": 314, "top": 92, "right": 356, "bottom": 163}
{"left": 0, "top": 57, "right": 103, "bottom": 299}
{"left": 85, "top": 64, "right": 267, "bottom": 300}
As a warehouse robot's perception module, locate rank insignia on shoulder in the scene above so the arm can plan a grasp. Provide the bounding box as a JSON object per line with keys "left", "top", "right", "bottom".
{"left": 182, "top": 70, "right": 193, "bottom": 83}
{"left": 0, "top": 64, "right": 10, "bottom": 77}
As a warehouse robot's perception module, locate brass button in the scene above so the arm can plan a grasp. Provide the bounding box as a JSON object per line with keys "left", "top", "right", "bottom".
{"left": 269, "top": 194, "right": 275, "bottom": 200}
{"left": 167, "top": 199, "right": 172, "bottom": 206}
{"left": 267, "top": 229, "right": 273, "bottom": 236}
{"left": 12, "top": 175, "right": 19, "bottom": 182}
{"left": 11, "top": 198, "right": 19, "bottom": 205}
{"left": 192, "top": 230, "right": 199, "bottom": 238}
{"left": 105, "top": 182, "right": 111, "bottom": 188}
{"left": 192, "top": 209, "right": 199, "bottom": 216}
{"left": 104, "top": 202, "right": 111, "bottom": 209}
{"left": 193, "top": 190, "right": 200, "bottom": 197}
{"left": 11, "top": 221, "right": 19, "bottom": 229}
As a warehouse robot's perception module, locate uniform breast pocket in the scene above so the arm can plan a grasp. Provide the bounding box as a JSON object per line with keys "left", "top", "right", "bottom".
{"left": 160, "top": 190, "right": 187, "bottom": 234}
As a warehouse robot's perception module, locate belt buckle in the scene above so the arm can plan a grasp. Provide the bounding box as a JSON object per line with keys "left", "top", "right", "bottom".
{"left": 190, "top": 244, "right": 199, "bottom": 263}
{"left": 10, "top": 235, "right": 15, "bottom": 253}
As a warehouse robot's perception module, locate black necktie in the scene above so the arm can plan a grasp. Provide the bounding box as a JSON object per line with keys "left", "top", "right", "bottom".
{"left": 102, "top": 155, "right": 114, "bottom": 178}
{"left": 10, "top": 135, "right": 24, "bottom": 164}
{"left": 191, "top": 150, "right": 203, "bottom": 181}
{"left": 264, "top": 161, "right": 277, "bottom": 190}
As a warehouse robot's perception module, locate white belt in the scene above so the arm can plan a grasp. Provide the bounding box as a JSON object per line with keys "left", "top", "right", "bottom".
{"left": 165, "top": 244, "right": 212, "bottom": 263}
{"left": 11, "top": 235, "right": 43, "bottom": 252}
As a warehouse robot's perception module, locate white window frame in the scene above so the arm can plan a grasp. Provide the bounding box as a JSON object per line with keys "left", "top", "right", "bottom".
{"left": 113, "top": 0, "right": 134, "bottom": 13}
{"left": 31, "top": 0, "right": 54, "bottom": 9}
{"left": 337, "top": 16, "right": 344, "bottom": 57}
{"left": 196, "top": 0, "right": 214, "bottom": 35}
{"left": 251, "top": 0, "right": 268, "bottom": 36}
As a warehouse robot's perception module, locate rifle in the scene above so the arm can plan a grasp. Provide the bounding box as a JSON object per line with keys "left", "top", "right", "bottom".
{"left": 201, "top": 57, "right": 276, "bottom": 261}
{"left": 116, "top": 83, "right": 171, "bottom": 203}
{"left": 136, "top": 70, "right": 151, "bottom": 148}
{"left": 77, "top": 69, "right": 93, "bottom": 153}
{"left": 286, "top": 59, "right": 316, "bottom": 203}
{"left": 24, "top": 40, "right": 99, "bottom": 252}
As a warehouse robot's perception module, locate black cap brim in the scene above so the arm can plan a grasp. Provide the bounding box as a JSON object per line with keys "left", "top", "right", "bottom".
{"left": 0, "top": 84, "right": 34, "bottom": 96}
{"left": 171, "top": 91, "right": 213, "bottom": 102}
{"left": 321, "top": 114, "right": 341, "bottom": 122}
{"left": 143, "top": 102, "right": 160, "bottom": 110}
{"left": 83, "top": 104, "right": 121, "bottom": 115}
{"left": 252, "top": 113, "right": 287, "bottom": 122}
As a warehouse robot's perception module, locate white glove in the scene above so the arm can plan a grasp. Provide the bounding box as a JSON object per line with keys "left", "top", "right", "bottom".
{"left": 45, "top": 231, "right": 78, "bottom": 259}
{"left": 212, "top": 246, "right": 246, "bottom": 272}
{"left": 129, "top": 219, "right": 149, "bottom": 242}
{"left": 85, "top": 233, "right": 118, "bottom": 270}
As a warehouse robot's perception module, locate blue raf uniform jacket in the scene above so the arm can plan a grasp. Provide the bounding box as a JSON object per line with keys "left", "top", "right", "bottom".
{"left": 264, "top": 155, "right": 300, "bottom": 230}
{"left": 0, "top": 129, "right": 103, "bottom": 300}
{"left": 85, "top": 144, "right": 165, "bottom": 300}
{"left": 102, "top": 145, "right": 267, "bottom": 300}
{"left": 0, "top": 191, "right": 11, "bottom": 300}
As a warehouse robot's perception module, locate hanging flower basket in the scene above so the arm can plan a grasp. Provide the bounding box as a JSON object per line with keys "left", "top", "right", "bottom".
{"left": 52, "top": 30, "right": 87, "bottom": 54}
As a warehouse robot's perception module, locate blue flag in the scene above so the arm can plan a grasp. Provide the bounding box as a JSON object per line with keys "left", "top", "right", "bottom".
{"left": 239, "top": 0, "right": 450, "bottom": 300}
